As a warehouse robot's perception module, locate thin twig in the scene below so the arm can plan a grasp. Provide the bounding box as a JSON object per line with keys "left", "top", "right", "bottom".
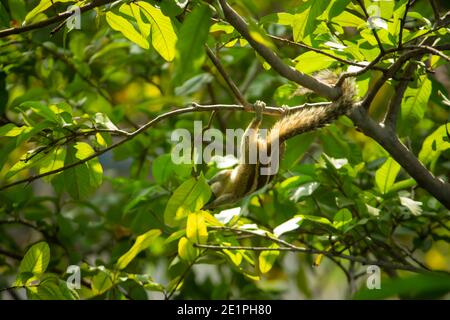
{"left": 398, "top": 0, "right": 412, "bottom": 48}
{"left": 194, "top": 244, "right": 424, "bottom": 273}
{"left": 356, "top": 0, "right": 385, "bottom": 54}
{"left": 205, "top": 45, "right": 250, "bottom": 109}
{"left": 207, "top": 226, "right": 427, "bottom": 273}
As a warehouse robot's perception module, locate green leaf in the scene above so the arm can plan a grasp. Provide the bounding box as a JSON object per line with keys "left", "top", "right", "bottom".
{"left": 258, "top": 244, "right": 279, "bottom": 274}
{"left": 354, "top": 273, "right": 450, "bottom": 299}
{"left": 173, "top": 4, "right": 211, "bottom": 84}
{"left": 152, "top": 153, "right": 191, "bottom": 185}
{"left": 375, "top": 157, "right": 400, "bottom": 194}
{"left": 333, "top": 208, "right": 352, "bottom": 230}
{"left": 5, "top": 146, "right": 56, "bottom": 180}
{"left": 18, "top": 101, "right": 59, "bottom": 124}
{"left": 295, "top": 51, "right": 336, "bottom": 74}
{"left": 186, "top": 211, "right": 208, "bottom": 244}
{"left": 123, "top": 185, "right": 168, "bottom": 214}
{"left": 120, "top": 3, "right": 150, "bottom": 38}
{"left": 291, "top": 0, "right": 329, "bottom": 44}
{"left": 0, "top": 124, "right": 27, "bottom": 137}
{"left": 25, "top": 0, "right": 73, "bottom": 23}
{"left": 8, "top": 0, "right": 27, "bottom": 22}
{"left": 419, "top": 125, "right": 450, "bottom": 168}
{"left": 39, "top": 147, "right": 66, "bottom": 176}
{"left": 106, "top": 11, "right": 149, "bottom": 49}
{"left": 60, "top": 142, "right": 103, "bottom": 199}
{"left": 138, "top": 1, "right": 177, "bottom": 61}
{"left": 331, "top": 11, "right": 365, "bottom": 28}
{"left": 116, "top": 229, "right": 162, "bottom": 270}
{"left": 260, "top": 12, "right": 295, "bottom": 26}
{"left": 292, "top": 9, "right": 310, "bottom": 43}
{"left": 18, "top": 242, "right": 50, "bottom": 276}
{"left": 92, "top": 270, "right": 114, "bottom": 295}
{"left": 165, "top": 229, "right": 186, "bottom": 244}
{"left": 159, "top": 0, "right": 186, "bottom": 17}
{"left": 399, "top": 76, "right": 432, "bottom": 134}
{"left": 178, "top": 236, "right": 198, "bottom": 262}
{"left": 164, "top": 175, "right": 212, "bottom": 227}
{"left": 389, "top": 178, "right": 416, "bottom": 193}
{"left": 296, "top": 214, "right": 333, "bottom": 227}
{"left": 30, "top": 275, "right": 79, "bottom": 300}
{"left": 320, "top": 0, "right": 351, "bottom": 20}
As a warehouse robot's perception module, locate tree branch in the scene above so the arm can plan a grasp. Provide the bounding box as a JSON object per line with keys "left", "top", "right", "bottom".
{"left": 2, "top": 102, "right": 332, "bottom": 191}
{"left": 217, "top": 0, "right": 341, "bottom": 100}
{"left": 268, "top": 35, "right": 385, "bottom": 72}
{"left": 207, "top": 226, "right": 430, "bottom": 273}
{"left": 0, "top": 0, "right": 115, "bottom": 39}
{"left": 383, "top": 62, "right": 417, "bottom": 129}
{"left": 430, "top": 0, "right": 440, "bottom": 22}
{"left": 194, "top": 243, "right": 424, "bottom": 273}
{"left": 360, "top": 49, "right": 424, "bottom": 110}
{"left": 350, "top": 107, "right": 450, "bottom": 210}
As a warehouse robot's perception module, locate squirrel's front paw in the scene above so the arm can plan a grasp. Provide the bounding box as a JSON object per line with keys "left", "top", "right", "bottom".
{"left": 254, "top": 100, "right": 266, "bottom": 111}
{"left": 253, "top": 100, "right": 266, "bottom": 120}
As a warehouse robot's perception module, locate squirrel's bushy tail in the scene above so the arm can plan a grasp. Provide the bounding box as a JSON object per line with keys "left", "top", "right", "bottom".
{"left": 269, "top": 76, "right": 357, "bottom": 144}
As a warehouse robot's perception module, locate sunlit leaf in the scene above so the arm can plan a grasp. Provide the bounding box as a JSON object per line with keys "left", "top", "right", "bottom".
{"left": 18, "top": 242, "right": 50, "bottom": 276}
{"left": 116, "top": 229, "right": 162, "bottom": 270}
{"left": 92, "top": 270, "right": 114, "bottom": 295}
{"left": 375, "top": 157, "right": 400, "bottom": 194}
{"left": 138, "top": 1, "right": 177, "bottom": 61}
{"left": 164, "top": 175, "right": 211, "bottom": 227}
{"left": 398, "top": 76, "right": 432, "bottom": 135}
{"left": 186, "top": 212, "right": 208, "bottom": 244}
{"left": 25, "top": 0, "right": 73, "bottom": 23}
{"left": 59, "top": 142, "right": 103, "bottom": 199}
{"left": 295, "top": 51, "right": 336, "bottom": 74}
{"left": 419, "top": 125, "right": 450, "bottom": 168}
{"left": 178, "top": 237, "right": 198, "bottom": 262}
{"left": 333, "top": 208, "right": 352, "bottom": 230}
{"left": 106, "top": 11, "right": 149, "bottom": 49}
{"left": 259, "top": 244, "right": 279, "bottom": 274}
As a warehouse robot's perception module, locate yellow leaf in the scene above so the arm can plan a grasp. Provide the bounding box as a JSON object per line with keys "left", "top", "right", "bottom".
{"left": 116, "top": 229, "right": 161, "bottom": 270}
{"left": 186, "top": 212, "right": 208, "bottom": 244}
{"left": 106, "top": 11, "right": 149, "bottom": 49}
{"left": 258, "top": 244, "right": 279, "bottom": 274}
{"left": 137, "top": 1, "right": 177, "bottom": 61}
{"left": 178, "top": 237, "right": 198, "bottom": 262}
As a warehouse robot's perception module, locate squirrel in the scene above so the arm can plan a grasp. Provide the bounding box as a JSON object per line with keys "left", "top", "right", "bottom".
{"left": 206, "top": 73, "right": 357, "bottom": 209}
